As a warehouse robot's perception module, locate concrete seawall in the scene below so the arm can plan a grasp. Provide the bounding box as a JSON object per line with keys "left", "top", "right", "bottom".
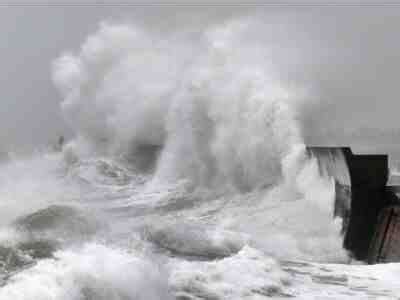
{"left": 307, "top": 147, "right": 399, "bottom": 263}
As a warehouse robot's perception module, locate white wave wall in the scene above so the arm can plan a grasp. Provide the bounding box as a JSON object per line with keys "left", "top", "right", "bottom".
{"left": 52, "top": 19, "right": 346, "bottom": 261}
{"left": 53, "top": 20, "right": 305, "bottom": 192}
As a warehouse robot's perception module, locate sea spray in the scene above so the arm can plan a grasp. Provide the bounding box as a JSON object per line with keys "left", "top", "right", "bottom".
{"left": 53, "top": 21, "right": 303, "bottom": 192}
{"left": 0, "top": 17, "right": 353, "bottom": 299}
{"left": 51, "top": 20, "right": 348, "bottom": 264}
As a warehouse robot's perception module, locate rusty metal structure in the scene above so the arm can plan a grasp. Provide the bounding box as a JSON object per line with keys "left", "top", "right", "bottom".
{"left": 368, "top": 205, "right": 400, "bottom": 263}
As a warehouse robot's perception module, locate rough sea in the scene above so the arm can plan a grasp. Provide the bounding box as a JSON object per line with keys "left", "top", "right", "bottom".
{"left": 0, "top": 19, "right": 399, "bottom": 300}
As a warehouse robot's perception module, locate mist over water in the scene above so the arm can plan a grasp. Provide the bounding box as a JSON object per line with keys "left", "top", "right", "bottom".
{"left": 0, "top": 15, "right": 381, "bottom": 300}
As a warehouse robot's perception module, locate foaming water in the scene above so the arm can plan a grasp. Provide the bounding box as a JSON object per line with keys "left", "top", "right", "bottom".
{"left": 53, "top": 20, "right": 304, "bottom": 192}
{"left": 0, "top": 19, "right": 357, "bottom": 299}
{"left": 306, "top": 147, "right": 351, "bottom": 186}
{"left": 0, "top": 243, "right": 170, "bottom": 300}
{"left": 0, "top": 152, "right": 73, "bottom": 226}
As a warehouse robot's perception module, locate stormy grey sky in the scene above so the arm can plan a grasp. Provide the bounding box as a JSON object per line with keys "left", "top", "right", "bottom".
{"left": 1, "top": 4, "right": 400, "bottom": 153}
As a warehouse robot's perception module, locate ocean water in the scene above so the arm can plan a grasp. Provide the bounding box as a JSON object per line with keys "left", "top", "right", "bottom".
{"left": 0, "top": 20, "right": 400, "bottom": 300}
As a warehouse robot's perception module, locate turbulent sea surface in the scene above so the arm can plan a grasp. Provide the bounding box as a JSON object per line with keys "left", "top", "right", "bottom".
{"left": 1, "top": 20, "right": 400, "bottom": 299}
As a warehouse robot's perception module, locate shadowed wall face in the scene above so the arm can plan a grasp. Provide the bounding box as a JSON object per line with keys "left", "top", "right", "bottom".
{"left": 307, "top": 147, "right": 390, "bottom": 261}
{"left": 343, "top": 155, "right": 389, "bottom": 260}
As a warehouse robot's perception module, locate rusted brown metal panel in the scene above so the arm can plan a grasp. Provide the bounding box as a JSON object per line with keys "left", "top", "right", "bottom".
{"left": 368, "top": 205, "right": 400, "bottom": 264}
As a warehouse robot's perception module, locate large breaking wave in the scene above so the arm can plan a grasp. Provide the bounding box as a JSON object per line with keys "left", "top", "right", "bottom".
{"left": 52, "top": 21, "right": 304, "bottom": 191}
{"left": 0, "top": 19, "right": 352, "bottom": 299}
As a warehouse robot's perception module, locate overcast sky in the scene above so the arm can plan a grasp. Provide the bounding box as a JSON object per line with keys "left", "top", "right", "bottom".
{"left": 1, "top": 4, "right": 400, "bottom": 153}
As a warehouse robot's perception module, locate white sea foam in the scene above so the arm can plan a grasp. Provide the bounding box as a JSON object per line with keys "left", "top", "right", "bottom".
{"left": 169, "top": 245, "right": 291, "bottom": 299}
{"left": 53, "top": 20, "right": 303, "bottom": 192}
{"left": 0, "top": 16, "right": 362, "bottom": 299}
{"left": 0, "top": 243, "right": 170, "bottom": 300}
{"left": 51, "top": 20, "right": 346, "bottom": 263}
{"left": 0, "top": 152, "right": 73, "bottom": 226}
{"left": 3, "top": 15, "right": 400, "bottom": 299}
